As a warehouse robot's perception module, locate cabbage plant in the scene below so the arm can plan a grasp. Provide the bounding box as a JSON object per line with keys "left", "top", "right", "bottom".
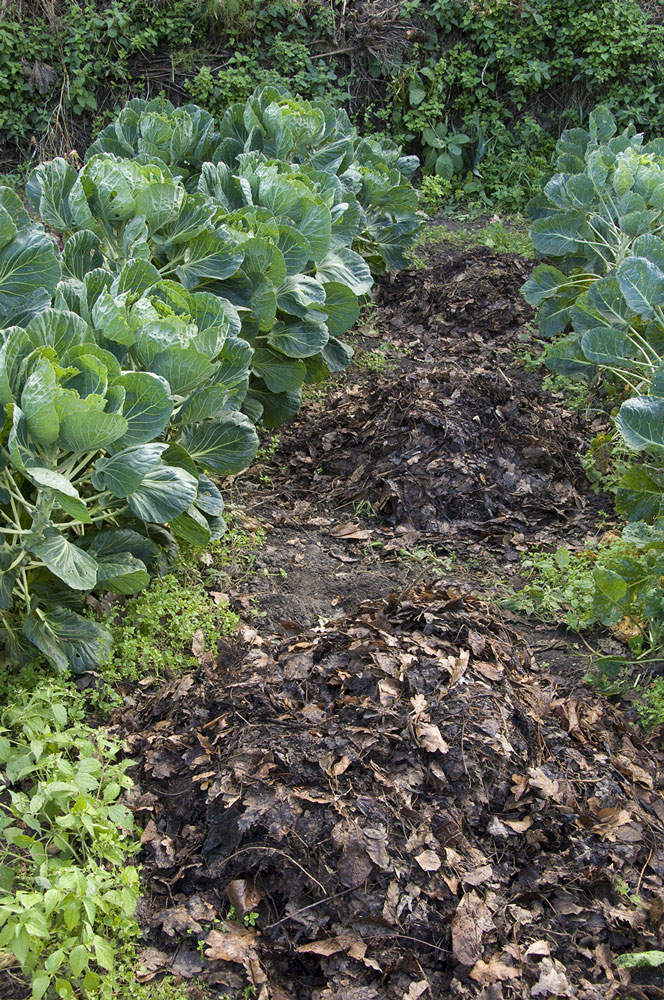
{"left": 27, "top": 149, "right": 366, "bottom": 427}
{"left": 523, "top": 107, "right": 664, "bottom": 338}
{"left": 0, "top": 257, "right": 257, "bottom": 670}
{"left": 85, "top": 85, "right": 421, "bottom": 276}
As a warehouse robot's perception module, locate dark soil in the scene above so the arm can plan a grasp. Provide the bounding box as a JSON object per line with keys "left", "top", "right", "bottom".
{"left": 236, "top": 245, "right": 611, "bottom": 568}
{"left": 102, "top": 244, "right": 664, "bottom": 1000}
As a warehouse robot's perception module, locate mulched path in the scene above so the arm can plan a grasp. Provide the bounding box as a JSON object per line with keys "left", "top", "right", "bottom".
{"left": 109, "top": 245, "right": 664, "bottom": 999}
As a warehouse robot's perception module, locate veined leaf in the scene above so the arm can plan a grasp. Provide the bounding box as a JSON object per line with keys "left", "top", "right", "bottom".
{"left": 28, "top": 528, "right": 98, "bottom": 590}
{"left": 0, "top": 226, "right": 61, "bottom": 326}
{"left": 617, "top": 256, "right": 664, "bottom": 319}
{"left": 127, "top": 464, "right": 198, "bottom": 522}
{"left": 150, "top": 347, "right": 214, "bottom": 396}
{"left": 170, "top": 504, "right": 211, "bottom": 546}
{"left": 92, "top": 443, "right": 167, "bottom": 497}
{"left": 180, "top": 413, "right": 258, "bottom": 474}
{"left": 84, "top": 528, "right": 159, "bottom": 569}
{"left": 57, "top": 396, "right": 128, "bottom": 454}
{"left": 195, "top": 473, "right": 224, "bottom": 516}
{"left": 113, "top": 372, "right": 173, "bottom": 448}
{"left": 316, "top": 247, "right": 373, "bottom": 296}
{"left": 175, "top": 231, "right": 244, "bottom": 287}
{"left": 22, "top": 608, "right": 112, "bottom": 673}
{"left": 95, "top": 553, "right": 150, "bottom": 594}
{"left": 320, "top": 282, "right": 359, "bottom": 337}
{"left": 530, "top": 212, "right": 588, "bottom": 257}
{"left": 21, "top": 358, "right": 60, "bottom": 445}
{"left": 252, "top": 347, "right": 306, "bottom": 392}
{"left": 267, "top": 318, "right": 329, "bottom": 359}
{"left": 616, "top": 396, "right": 664, "bottom": 451}
{"left": 616, "top": 466, "right": 664, "bottom": 521}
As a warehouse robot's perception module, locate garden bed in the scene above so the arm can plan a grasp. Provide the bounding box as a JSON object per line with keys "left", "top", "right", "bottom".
{"left": 108, "top": 245, "right": 664, "bottom": 999}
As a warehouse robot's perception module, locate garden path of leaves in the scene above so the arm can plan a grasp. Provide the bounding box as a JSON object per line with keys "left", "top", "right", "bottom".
{"left": 118, "top": 246, "right": 664, "bottom": 1000}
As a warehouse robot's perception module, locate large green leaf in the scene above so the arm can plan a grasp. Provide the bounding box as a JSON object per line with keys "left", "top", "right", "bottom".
{"left": 617, "top": 257, "right": 664, "bottom": 319}
{"left": 28, "top": 528, "right": 98, "bottom": 590}
{"left": 170, "top": 505, "right": 211, "bottom": 546}
{"left": 134, "top": 181, "right": 184, "bottom": 234}
{"left": 580, "top": 328, "right": 637, "bottom": 369}
{"left": 251, "top": 347, "right": 306, "bottom": 392}
{"left": 243, "top": 384, "right": 302, "bottom": 427}
{"left": 276, "top": 225, "right": 312, "bottom": 275}
{"left": 92, "top": 443, "right": 167, "bottom": 497}
{"left": 62, "top": 230, "right": 104, "bottom": 280}
{"left": 8, "top": 406, "right": 40, "bottom": 471}
{"left": 0, "top": 327, "right": 33, "bottom": 404}
{"left": 127, "top": 464, "right": 198, "bottom": 522}
{"left": 195, "top": 473, "right": 224, "bottom": 516}
{"left": 95, "top": 553, "right": 150, "bottom": 594}
{"left": 84, "top": 527, "right": 159, "bottom": 569}
{"left": 316, "top": 248, "right": 373, "bottom": 296}
{"left": 26, "top": 308, "right": 92, "bottom": 356}
{"left": 22, "top": 608, "right": 112, "bottom": 674}
{"left": 150, "top": 347, "right": 214, "bottom": 396}
{"left": 27, "top": 158, "right": 78, "bottom": 232}
{"left": 616, "top": 466, "right": 664, "bottom": 522}
{"left": 616, "top": 396, "right": 664, "bottom": 451}
{"left": 21, "top": 358, "right": 60, "bottom": 445}
{"left": 113, "top": 372, "right": 173, "bottom": 448}
{"left": 180, "top": 413, "right": 258, "bottom": 474}
{"left": 320, "top": 282, "right": 359, "bottom": 337}
{"left": 0, "top": 545, "right": 17, "bottom": 610}
{"left": 267, "top": 319, "right": 328, "bottom": 359}
{"left": 175, "top": 231, "right": 244, "bottom": 287}
{"left": 298, "top": 199, "right": 331, "bottom": 262}
{"left": 0, "top": 227, "right": 61, "bottom": 326}
{"left": 57, "top": 395, "right": 128, "bottom": 454}
{"left": 592, "top": 566, "right": 629, "bottom": 625}
{"left": 530, "top": 212, "right": 588, "bottom": 257}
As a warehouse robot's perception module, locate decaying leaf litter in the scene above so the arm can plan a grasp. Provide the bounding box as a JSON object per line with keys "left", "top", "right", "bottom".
{"left": 117, "top": 243, "right": 664, "bottom": 999}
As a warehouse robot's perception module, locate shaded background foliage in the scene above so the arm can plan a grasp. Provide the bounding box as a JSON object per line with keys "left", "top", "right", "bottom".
{"left": 3, "top": 0, "right": 664, "bottom": 208}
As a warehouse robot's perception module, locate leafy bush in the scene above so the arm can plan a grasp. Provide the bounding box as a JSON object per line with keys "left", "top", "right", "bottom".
{"left": 0, "top": 685, "right": 139, "bottom": 999}
{"left": 523, "top": 108, "right": 664, "bottom": 512}
{"left": 522, "top": 106, "right": 664, "bottom": 653}
{"left": 507, "top": 526, "right": 664, "bottom": 649}
{"left": 0, "top": 87, "right": 418, "bottom": 672}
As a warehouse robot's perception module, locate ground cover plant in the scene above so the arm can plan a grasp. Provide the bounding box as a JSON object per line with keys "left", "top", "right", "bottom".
{"left": 0, "top": 685, "right": 139, "bottom": 1000}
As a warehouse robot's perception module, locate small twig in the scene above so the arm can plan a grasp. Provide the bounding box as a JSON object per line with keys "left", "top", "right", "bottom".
{"left": 262, "top": 887, "right": 359, "bottom": 931}
{"left": 213, "top": 846, "right": 327, "bottom": 894}
{"left": 310, "top": 47, "right": 354, "bottom": 59}
{"left": 636, "top": 846, "right": 654, "bottom": 895}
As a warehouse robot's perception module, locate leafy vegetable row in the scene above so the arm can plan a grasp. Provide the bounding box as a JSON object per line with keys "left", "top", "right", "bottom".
{"left": 522, "top": 107, "right": 664, "bottom": 631}
{"left": 0, "top": 87, "right": 421, "bottom": 671}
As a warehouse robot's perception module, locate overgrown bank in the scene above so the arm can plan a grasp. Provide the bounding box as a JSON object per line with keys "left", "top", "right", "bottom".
{"left": 5, "top": 0, "right": 664, "bottom": 208}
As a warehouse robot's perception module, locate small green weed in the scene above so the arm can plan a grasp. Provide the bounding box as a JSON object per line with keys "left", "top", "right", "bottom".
{"left": 637, "top": 675, "right": 664, "bottom": 729}
{"left": 505, "top": 544, "right": 603, "bottom": 631}
{"left": 400, "top": 545, "right": 457, "bottom": 577}
{"left": 103, "top": 574, "right": 239, "bottom": 686}
{"left": 355, "top": 341, "right": 411, "bottom": 375}
{"left": 581, "top": 433, "right": 639, "bottom": 496}
{"left": 409, "top": 216, "right": 533, "bottom": 266}
{"left": 541, "top": 372, "right": 593, "bottom": 411}
{"left": 0, "top": 685, "right": 140, "bottom": 1000}
{"left": 352, "top": 499, "right": 377, "bottom": 518}
{"left": 256, "top": 433, "right": 281, "bottom": 462}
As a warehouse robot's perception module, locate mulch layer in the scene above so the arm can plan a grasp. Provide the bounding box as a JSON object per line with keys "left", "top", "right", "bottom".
{"left": 112, "top": 245, "right": 664, "bottom": 1000}
{"left": 121, "top": 583, "right": 664, "bottom": 1000}
{"left": 241, "top": 244, "right": 612, "bottom": 568}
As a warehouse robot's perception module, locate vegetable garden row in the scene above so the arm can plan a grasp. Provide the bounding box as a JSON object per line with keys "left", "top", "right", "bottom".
{"left": 0, "top": 86, "right": 420, "bottom": 672}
